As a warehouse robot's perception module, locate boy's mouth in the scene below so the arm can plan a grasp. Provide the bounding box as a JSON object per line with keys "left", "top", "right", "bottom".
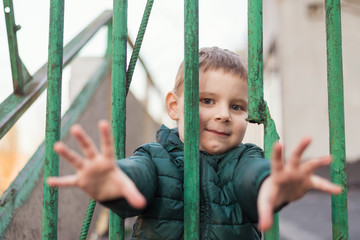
{"left": 206, "top": 129, "right": 230, "bottom": 137}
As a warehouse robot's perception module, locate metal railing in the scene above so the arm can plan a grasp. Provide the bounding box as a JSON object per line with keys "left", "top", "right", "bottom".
{"left": 0, "top": 0, "right": 349, "bottom": 239}
{"left": 0, "top": 0, "right": 159, "bottom": 238}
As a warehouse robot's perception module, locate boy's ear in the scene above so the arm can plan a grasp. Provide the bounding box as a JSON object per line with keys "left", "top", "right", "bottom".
{"left": 166, "top": 91, "right": 180, "bottom": 120}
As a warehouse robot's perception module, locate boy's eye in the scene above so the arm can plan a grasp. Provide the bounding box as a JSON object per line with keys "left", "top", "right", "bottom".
{"left": 201, "top": 98, "right": 213, "bottom": 104}
{"left": 231, "top": 105, "right": 242, "bottom": 111}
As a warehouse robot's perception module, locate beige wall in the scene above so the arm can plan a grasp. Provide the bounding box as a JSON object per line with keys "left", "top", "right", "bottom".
{"left": 271, "top": 0, "right": 360, "bottom": 161}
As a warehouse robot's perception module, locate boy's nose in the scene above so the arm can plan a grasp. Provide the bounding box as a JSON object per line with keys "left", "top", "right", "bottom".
{"left": 215, "top": 107, "right": 231, "bottom": 122}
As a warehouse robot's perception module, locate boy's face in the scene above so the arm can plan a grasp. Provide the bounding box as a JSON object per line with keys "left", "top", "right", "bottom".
{"left": 166, "top": 69, "right": 248, "bottom": 155}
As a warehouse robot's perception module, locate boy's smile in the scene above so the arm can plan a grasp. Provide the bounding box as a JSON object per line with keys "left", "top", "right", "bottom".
{"left": 167, "top": 69, "right": 248, "bottom": 155}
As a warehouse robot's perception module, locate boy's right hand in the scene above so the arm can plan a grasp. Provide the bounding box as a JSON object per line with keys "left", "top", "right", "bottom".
{"left": 47, "top": 120, "right": 146, "bottom": 210}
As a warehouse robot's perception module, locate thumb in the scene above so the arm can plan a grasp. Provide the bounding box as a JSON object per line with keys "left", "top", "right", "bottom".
{"left": 257, "top": 179, "right": 276, "bottom": 231}
{"left": 121, "top": 175, "right": 147, "bottom": 209}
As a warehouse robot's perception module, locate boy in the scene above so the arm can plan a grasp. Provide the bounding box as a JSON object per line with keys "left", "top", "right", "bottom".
{"left": 47, "top": 47, "right": 341, "bottom": 239}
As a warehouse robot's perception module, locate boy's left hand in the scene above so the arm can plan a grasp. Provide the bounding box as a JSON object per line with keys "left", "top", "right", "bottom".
{"left": 257, "top": 137, "right": 342, "bottom": 231}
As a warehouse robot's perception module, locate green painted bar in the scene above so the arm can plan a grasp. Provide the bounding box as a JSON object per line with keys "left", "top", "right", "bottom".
{"left": 184, "top": 0, "right": 199, "bottom": 239}
{"left": 109, "top": 0, "right": 127, "bottom": 239}
{"left": 247, "top": 0, "right": 264, "bottom": 124}
{"left": 126, "top": 0, "right": 154, "bottom": 94}
{"left": 263, "top": 104, "right": 280, "bottom": 240}
{"left": 247, "top": 0, "right": 279, "bottom": 239}
{"left": 3, "top": 0, "right": 31, "bottom": 94}
{"left": 42, "top": 0, "right": 64, "bottom": 239}
{"left": 325, "top": 1, "right": 349, "bottom": 239}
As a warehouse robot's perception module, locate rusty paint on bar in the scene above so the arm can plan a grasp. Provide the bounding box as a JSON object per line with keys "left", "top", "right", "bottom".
{"left": 247, "top": 0, "right": 264, "bottom": 124}
{"left": 184, "top": 0, "right": 200, "bottom": 239}
{"left": 42, "top": 0, "right": 65, "bottom": 239}
{"left": 109, "top": 0, "right": 127, "bottom": 239}
{"left": 248, "top": 0, "right": 280, "bottom": 239}
{"left": 325, "top": 0, "right": 349, "bottom": 239}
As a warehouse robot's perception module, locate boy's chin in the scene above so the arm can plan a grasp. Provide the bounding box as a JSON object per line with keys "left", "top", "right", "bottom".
{"left": 200, "top": 146, "right": 234, "bottom": 155}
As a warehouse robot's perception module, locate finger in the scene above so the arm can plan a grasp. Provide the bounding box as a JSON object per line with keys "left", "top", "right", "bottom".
{"left": 47, "top": 175, "right": 77, "bottom": 187}
{"left": 311, "top": 175, "right": 343, "bottom": 195}
{"left": 271, "top": 142, "right": 283, "bottom": 173}
{"left": 115, "top": 170, "right": 147, "bottom": 209}
{"left": 122, "top": 179, "right": 147, "bottom": 209}
{"left": 302, "top": 155, "right": 332, "bottom": 174}
{"left": 98, "top": 120, "right": 115, "bottom": 160}
{"left": 54, "top": 142, "right": 84, "bottom": 169}
{"left": 257, "top": 180, "right": 277, "bottom": 231}
{"left": 70, "top": 124, "right": 98, "bottom": 160}
{"left": 257, "top": 200, "right": 274, "bottom": 231}
{"left": 289, "top": 137, "right": 312, "bottom": 168}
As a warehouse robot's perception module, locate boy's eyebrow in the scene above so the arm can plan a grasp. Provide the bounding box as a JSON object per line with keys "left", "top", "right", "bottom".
{"left": 199, "top": 91, "right": 248, "bottom": 104}
{"left": 235, "top": 98, "right": 248, "bottom": 104}
{"left": 199, "top": 91, "right": 216, "bottom": 96}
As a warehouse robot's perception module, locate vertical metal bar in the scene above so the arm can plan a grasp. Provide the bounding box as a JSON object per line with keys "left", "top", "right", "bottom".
{"left": 110, "top": 0, "right": 127, "bottom": 239}
{"left": 3, "top": 0, "right": 31, "bottom": 95}
{"left": 247, "top": 0, "right": 264, "bottom": 124}
{"left": 248, "top": 0, "right": 279, "bottom": 239}
{"left": 325, "top": 1, "right": 349, "bottom": 239}
{"left": 184, "top": 0, "right": 199, "bottom": 239}
{"left": 42, "top": 0, "right": 64, "bottom": 239}
{"left": 263, "top": 105, "right": 280, "bottom": 240}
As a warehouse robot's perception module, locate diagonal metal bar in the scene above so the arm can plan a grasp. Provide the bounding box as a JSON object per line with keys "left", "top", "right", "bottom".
{"left": 126, "top": 0, "right": 154, "bottom": 94}
{"left": 0, "top": 10, "right": 113, "bottom": 141}
{"left": 127, "top": 35, "right": 162, "bottom": 99}
{"left": 79, "top": 199, "right": 97, "bottom": 240}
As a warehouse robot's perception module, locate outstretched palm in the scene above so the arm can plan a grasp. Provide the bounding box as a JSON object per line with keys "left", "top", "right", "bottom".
{"left": 257, "top": 137, "right": 342, "bottom": 231}
{"left": 47, "top": 120, "right": 146, "bottom": 209}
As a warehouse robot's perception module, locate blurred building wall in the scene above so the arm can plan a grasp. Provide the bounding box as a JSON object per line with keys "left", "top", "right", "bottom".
{"left": 264, "top": 0, "right": 360, "bottom": 162}
{"left": 3, "top": 57, "right": 160, "bottom": 239}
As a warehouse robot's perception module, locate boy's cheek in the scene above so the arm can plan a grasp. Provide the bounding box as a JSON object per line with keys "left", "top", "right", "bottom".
{"left": 177, "top": 122, "right": 185, "bottom": 142}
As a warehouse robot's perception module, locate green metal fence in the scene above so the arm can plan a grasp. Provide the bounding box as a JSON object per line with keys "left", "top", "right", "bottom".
{"left": 0, "top": 0, "right": 349, "bottom": 239}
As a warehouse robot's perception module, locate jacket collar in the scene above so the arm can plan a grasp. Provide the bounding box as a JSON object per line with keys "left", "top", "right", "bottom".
{"left": 156, "top": 124, "right": 183, "bottom": 152}
{"left": 156, "top": 125, "right": 244, "bottom": 171}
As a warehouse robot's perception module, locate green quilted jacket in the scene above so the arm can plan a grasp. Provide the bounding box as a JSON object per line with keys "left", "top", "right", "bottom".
{"left": 102, "top": 125, "right": 270, "bottom": 239}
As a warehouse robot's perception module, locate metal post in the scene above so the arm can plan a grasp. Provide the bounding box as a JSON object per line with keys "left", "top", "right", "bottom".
{"left": 247, "top": 0, "right": 264, "bottom": 124}
{"left": 248, "top": 0, "right": 280, "bottom": 239}
{"left": 325, "top": 1, "right": 349, "bottom": 239}
{"left": 42, "top": 0, "right": 64, "bottom": 239}
{"left": 110, "top": 0, "right": 127, "bottom": 239}
{"left": 184, "top": 0, "right": 199, "bottom": 239}
{"left": 3, "top": 0, "right": 31, "bottom": 95}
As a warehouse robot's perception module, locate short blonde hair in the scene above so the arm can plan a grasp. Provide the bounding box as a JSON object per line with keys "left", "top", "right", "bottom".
{"left": 173, "top": 47, "right": 248, "bottom": 95}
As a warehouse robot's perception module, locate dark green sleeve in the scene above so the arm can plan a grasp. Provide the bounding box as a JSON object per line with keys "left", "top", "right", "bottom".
{"left": 100, "top": 146, "right": 157, "bottom": 218}
{"left": 233, "top": 144, "right": 270, "bottom": 222}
